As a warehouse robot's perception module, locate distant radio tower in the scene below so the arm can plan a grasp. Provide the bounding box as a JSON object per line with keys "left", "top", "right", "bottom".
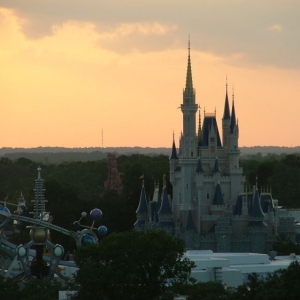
{"left": 102, "top": 129, "right": 103, "bottom": 148}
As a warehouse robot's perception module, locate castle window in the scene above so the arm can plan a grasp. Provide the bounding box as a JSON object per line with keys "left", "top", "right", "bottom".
{"left": 191, "top": 151, "right": 193, "bottom": 157}
{"left": 210, "top": 137, "right": 215, "bottom": 143}
{"left": 210, "top": 146, "right": 215, "bottom": 153}
{"left": 207, "top": 193, "right": 209, "bottom": 200}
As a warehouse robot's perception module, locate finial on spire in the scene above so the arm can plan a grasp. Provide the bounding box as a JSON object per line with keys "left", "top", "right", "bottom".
{"left": 226, "top": 75, "right": 228, "bottom": 91}
{"left": 232, "top": 85, "right": 235, "bottom": 103}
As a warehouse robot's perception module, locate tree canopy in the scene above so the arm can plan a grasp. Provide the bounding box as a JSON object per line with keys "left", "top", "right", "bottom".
{"left": 73, "top": 229, "right": 195, "bottom": 300}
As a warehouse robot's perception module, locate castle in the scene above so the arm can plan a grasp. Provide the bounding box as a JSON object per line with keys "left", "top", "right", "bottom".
{"left": 135, "top": 44, "right": 296, "bottom": 253}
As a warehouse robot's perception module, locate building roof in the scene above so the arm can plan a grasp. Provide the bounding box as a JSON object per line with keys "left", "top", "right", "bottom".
{"left": 196, "top": 159, "right": 204, "bottom": 173}
{"left": 186, "top": 210, "right": 197, "bottom": 231}
{"left": 170, "top": 137, "right": 178, "bottom": 159}
{"left": 200, "top": 116, "right": 222, "bottom": 147}
{"left": 213, "top": 158, "right": 221, "bottom": 173}
{"left": 223, "top": 86, "right": 230, "bottom": 120}
{"left": 213, "top": 183, "right": 224, "bottom": 206}
{"left": 158, "top": 187, "right": 172, "bottom": 215}
{"left": 230, "top": 99, "right": 236, "bottom": 133}
{"left": 135, "top": 185, "right": 148, "bottom": 214}
{"left": 251, "top": 187, "right": 265, "bottom": 219}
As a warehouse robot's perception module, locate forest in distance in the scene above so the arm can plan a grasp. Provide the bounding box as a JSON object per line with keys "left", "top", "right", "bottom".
{"left": 1, "top": 145, "right": 300, "bottom": 164}
{"left": 1, "top": 152, "right": 300, "bottom": 253}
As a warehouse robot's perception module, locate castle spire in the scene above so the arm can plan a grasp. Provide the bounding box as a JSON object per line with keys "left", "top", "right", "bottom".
{"left": 223, "top": 77, "right": 230, "bottom": 120}
{"left": 184, "top": 37, "right": 194, "bottom": 97}
{"left": 170, "top": 131, "right": 178, "bottom": 159}
{"left": 230, "top": 90, "right": 236, "bottom": 133}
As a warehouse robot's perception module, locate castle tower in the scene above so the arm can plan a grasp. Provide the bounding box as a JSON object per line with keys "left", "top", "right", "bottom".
{"left": 179, "top": 40, "right": 198, "bottom": 158}
{"left": 222, "top": 81, "right": 231, "bottom": 149}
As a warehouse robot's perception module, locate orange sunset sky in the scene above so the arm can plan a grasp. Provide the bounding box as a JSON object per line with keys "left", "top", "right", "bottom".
{"left": 0, "top": 1, "right": 299, "bottom": 148}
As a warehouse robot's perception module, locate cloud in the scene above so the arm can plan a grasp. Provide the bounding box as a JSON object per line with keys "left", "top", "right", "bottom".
{"left": 1, "top": 1, "right": 300, "bottom": 69}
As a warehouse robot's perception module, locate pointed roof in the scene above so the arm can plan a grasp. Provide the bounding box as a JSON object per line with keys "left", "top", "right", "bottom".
{"left": 186, "top": 210, "right": 196, "bottom": 231}
{"left": 158, "top": 187, "right": 172, "bottom": 215}
{"left": 200, "top": 116, "right": 222, "bottom": 147}
{"left": 260, "top": 193, "right": 274, "bottom": 213}
{"left": 196, "top": 158, "right": 204, "bottom": 173}
{"left": 251, "top": 187, "right": 265, "bottom": 218}
{"left": 184, "top": 39, "right": 194, "bottom": 97}
{"left": 170, "top": 133, "right": 178, "bottom": 159}
{"left": 223, "top": 82, "right": 230, "bottom": 120}
{"left": 136, "top": 184, "right": 148, "bottom": 214}
{"left": 230, "top": 96, "right": 236, "bottom": 133}
{"left": 213, "top": 183, "right": 224, "bottom": 205}
{"left": 213, "top": 158, "right": 220, "bottom": 173}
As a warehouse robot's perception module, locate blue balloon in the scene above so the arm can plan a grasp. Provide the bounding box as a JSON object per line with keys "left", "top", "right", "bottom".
{"left": 90, "top": 208, "right": 103, "bottom": 221}
{"left": 98, "top": 226, "right": 108, "bottom": 235}
{"left": 81, "top": 234, "right": 96, "bottom": 246}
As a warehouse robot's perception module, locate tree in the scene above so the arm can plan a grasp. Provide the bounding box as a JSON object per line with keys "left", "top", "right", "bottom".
{"left": 74, "top": 230, "right": 195, "bottom": 300}
{"left": 186, "top": 281, "right": 228, "bottom": 300}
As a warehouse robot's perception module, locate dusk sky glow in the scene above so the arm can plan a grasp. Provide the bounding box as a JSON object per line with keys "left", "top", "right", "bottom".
{"left": 0, "top": 1, "right": 299, "bottom": 148}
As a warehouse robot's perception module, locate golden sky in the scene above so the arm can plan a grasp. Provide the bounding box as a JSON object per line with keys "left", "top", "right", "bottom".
{"left": 0, "top": 1, "right": 300, "bottom": 148}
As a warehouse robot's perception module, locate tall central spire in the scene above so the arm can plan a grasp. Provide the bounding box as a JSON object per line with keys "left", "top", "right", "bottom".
{"left": 184, "top": 37, "right": 194, "bottom": 96}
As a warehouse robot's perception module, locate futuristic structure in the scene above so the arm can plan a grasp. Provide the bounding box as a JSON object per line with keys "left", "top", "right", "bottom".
{"left": 135, "top": 43, "right": 296, "bottom": 253}
{"left": 0, "top": 167, "right": 107, "bottom": 280}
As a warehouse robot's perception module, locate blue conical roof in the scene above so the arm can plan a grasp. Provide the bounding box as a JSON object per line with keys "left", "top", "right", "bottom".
{"left": 223, "top": 87, "right": 230, "bottom": 120}
{"left": 158, "top": 187, "right": 172, "bottom": 215}
{"left": 213, "top": 183, "right": 224, "bottom": 205}
{"left": 186, "top": 210, "right": 196, "bottom": 231}
{"left": 251, "top": 187, "right": 265, "bottom": 218}
{"left": 213, "top": 158, "right": 220, "bottom": 173}
{"left": 230, "top": 100, "right": 236, "bottom": 133}
{"left": 196, "top": 159, "right": 204, "bottom": 173}
{"left": 136, "top": 185, "right": 148, "bottom": 214}
{"left": 170, "top": 138, "right": 178, "bottom": 159}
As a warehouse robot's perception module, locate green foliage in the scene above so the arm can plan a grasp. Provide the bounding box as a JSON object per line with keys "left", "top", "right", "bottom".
{"left": 0, "top": 275, "right": 63, "bottom": 300}
{"left": 73, "top": 230, "right": 195, "bottom": 300}
{"left": 186, "top": 281, "right": 228, "bottom": 300}
{"left": 230, "top": 261, "right": 300, "bottom": 300}
{"left": 272, "top": 233, "right": 300, "bottom": 255}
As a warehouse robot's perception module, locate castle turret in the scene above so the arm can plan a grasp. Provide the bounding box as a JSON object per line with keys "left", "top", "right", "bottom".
{"left": 222, "top": 81, "right": 231, "bottom": 148}
{"left": 158, "top": 185, "right": 174, "bottom": 234}
{"left": 134, "top": 180, "right": 148, "bottom": 231}
{"left": 170, "top": 133, "right": 178, "bottom": 185}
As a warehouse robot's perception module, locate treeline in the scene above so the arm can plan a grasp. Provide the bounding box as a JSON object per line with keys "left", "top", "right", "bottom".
{"left": 2, "top": 153, "right": 300, "bottom": 250}
{"left": 0, "top": 154, "right": 170, "bottom": 252}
